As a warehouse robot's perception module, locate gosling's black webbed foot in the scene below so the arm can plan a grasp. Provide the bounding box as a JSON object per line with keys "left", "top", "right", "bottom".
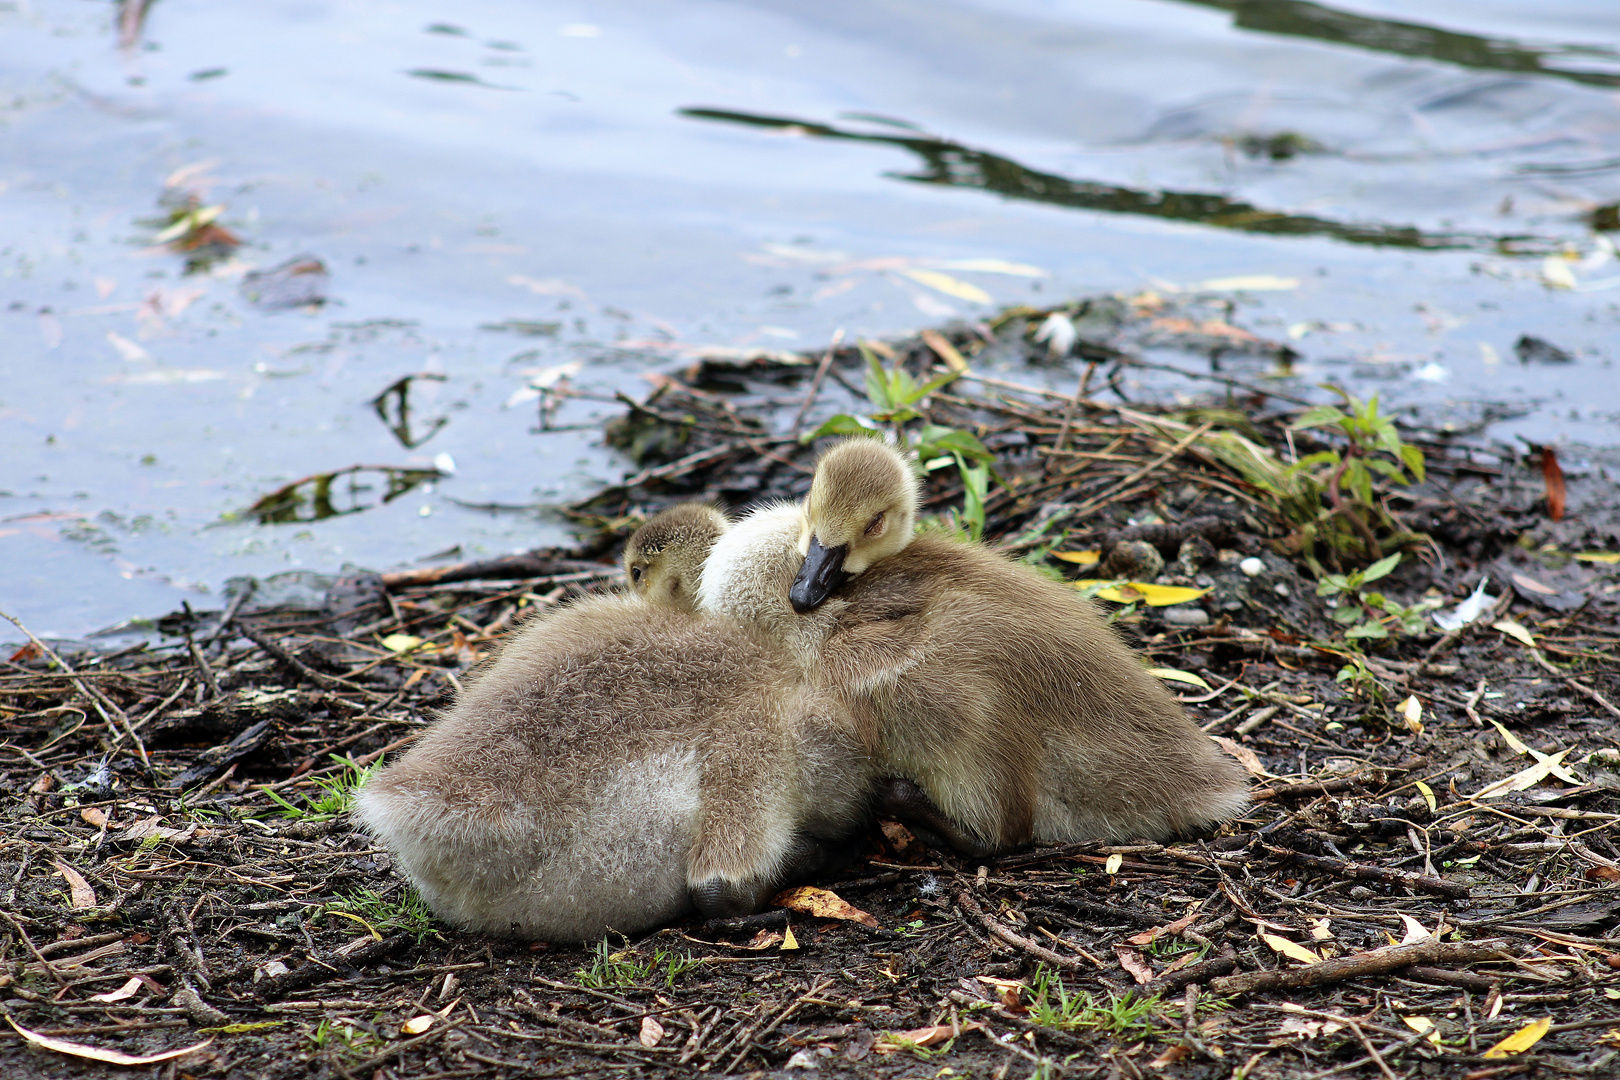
{"left": 873, "top": 776, "right": 999, "bottom": 859}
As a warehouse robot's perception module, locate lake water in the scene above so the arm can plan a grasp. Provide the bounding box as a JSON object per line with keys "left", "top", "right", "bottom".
{"left": 2, "top": 0, "right": 1617, "bottom": 638}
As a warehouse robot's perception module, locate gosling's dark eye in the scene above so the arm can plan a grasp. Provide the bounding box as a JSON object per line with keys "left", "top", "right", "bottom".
{"left": 630, "top": 566, "right": 643, "bottom": 583}
{"left": 865, "top": 512, "right": 885, "bottom": 536}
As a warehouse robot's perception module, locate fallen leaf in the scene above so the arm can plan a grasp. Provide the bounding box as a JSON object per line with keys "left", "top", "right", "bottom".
{"left": 1474, "top": 748, "right": 1577, "bottom": 799}
{"left": 875, "top": 1021, "right": 982, "bottom": 1053}
{"left": 80, "top": 807, "right": 109, "bottom": 828}
{"left": 1401, "top": 1015, "right": 1441, "bottom": 1047}
{"left": 1489, "top": 719, "right": 1532, "bottom": 756}
{"left": 1309, "top": 918, "right": 1333, "bottom": 942}
{"left": 899, "top": 269, "right": 991, "bottom": 304}
{"left": 920, "top": 329, "right": 969, "bottom": 373}
{"left": 738, "top": 930, "right": 784, "bottom": 950}
{"left": 1413, "top": 780, "right": 1437, "bottom": 814}
{"left": 1493, "top": 619, "right": 1538, "bottom": 648}
{"left": 1147, "top": 668, "right": 1212, "bottom": 691}
{"left": 401, "top": 1015, "right": 436, "bottom": 1035}
{"left": 1511, "top": 572, "right": 1560, "bottom": 597}
{"left": 1399, "top": 695, "right": 1424, "bottom": 735}
{"left": 1399, "top": 916, "right": 1434, "bottom": 946}
{"left": 1587, "top": 866, "right": 1620, "bottom": 883}
{"left": 1050, "top": 550, "right": 1100, "bottom": 565}
{"left": 1115, "top": 945, "right": 1155, "bottom": 985}
{"left": 380, "top": 634, "right": 428, "bottom": 654}
{"left": 1149, "top": 1043, "right": 1193, "bottom": 1067}
{"left": 88, "top": 977, "right": 145, "bottom": 1004}
{"left": 5, "top": 1016, "right": 212, "bottom": 1066}
{"left": 53, "top": 863, "right": 97, "bottom": 909}
{"left": 1212, "top": 736, "right": 1269, "bottom": 778}
{"left": 324, "top": 909, "right": 382, "bottom": 941}
{"left": 1541, "top": 447, "right": 1566, "bottom": 521}
{"left": 781, "top": 925, "right": 800, "bottom": 951}
{"left": 1483, "top": 1017, "right": 1551, "bottom": 1058}
{"left": 639, "top": 1016, "right": 665, "bottom": 1048}
{"left": 1160, "top": 950, "right": 1201, "bottom": 976}
{"left": 1072, "top": 580, "right": 1211, "bottom": 606}
{"left": 1261, "top": 933, "right": 1321, "bottom": 965}
{"left": 1105, "top": 853, "right": 1124, "bottom": 875}
{"left": 1575, "top": 551, "right": 1620, "bottom": 565}
{"left": 9, "top": 641, "right": 43, "bottom": 663}
{"left": 772, "top": 886, "right": 879, "bottom": 927}
{"left": 1127, "top": 912, "right": 1199, "bottom": 946}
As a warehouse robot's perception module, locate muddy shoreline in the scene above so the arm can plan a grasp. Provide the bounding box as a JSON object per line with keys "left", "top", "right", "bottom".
{"left": 4, "top": 308, "right": 1619, "bottom": 1079}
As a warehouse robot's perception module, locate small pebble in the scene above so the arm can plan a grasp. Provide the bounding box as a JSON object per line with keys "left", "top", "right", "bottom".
{"left": 1274, "top": 583, "right": 1290, "bottom": 597}
{"left": 1161, "top": 606, "right": 1210, "bottom": 627}
{"left": 1239, "top": 556, "right": 1264, "bottom": 577}
{"left": 1102, "top": 539, "right": 1164, "bottom": 581}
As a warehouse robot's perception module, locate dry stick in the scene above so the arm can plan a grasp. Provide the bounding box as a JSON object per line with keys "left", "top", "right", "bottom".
{"left": 236, "top": 623, "right": 383, "bottom": 700}
{"left": 186, "top": 634, "right": 220, "bottom": 701}
{"left": 1066, "top": 422, "right": 1214, "bottom": 518}
{"left": 1052, "top": 360, "right": 1100, "bottom": 455}
{"left": 1210, "top": 939, "right": 1508, "bottom": 997}
{"left": 0, "top": 908, "right": 69, "bottom": 989}
{"left": 0, "top": 608, "right": 147, "bottom": 767}
{"left": 790, "top": 328, "right": 844, "bottom": 434}
{"left": 957, "top": 889, "right": 1084, "bottom": 971}
{"left": 1567, "top": 677, "right": 1620, "bottom": 721}
{"left": 722, "top": 977, "right": 832, "bottom": 1073}
{"left": 1268, "top": 847, "right": 1470, "bottom": 899}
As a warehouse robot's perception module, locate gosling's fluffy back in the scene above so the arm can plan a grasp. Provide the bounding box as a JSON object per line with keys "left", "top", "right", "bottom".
{"left": 818, "top": 535, "right": 1250, "bottom": 848}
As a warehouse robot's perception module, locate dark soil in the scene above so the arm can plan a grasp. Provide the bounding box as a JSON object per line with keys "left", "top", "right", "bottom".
{"left": 4, "top": 298, "right": 1620, "bottom": 1079}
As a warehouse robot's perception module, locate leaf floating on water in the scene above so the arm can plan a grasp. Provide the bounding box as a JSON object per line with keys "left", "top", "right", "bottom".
{"left": 5, "top": 1016, "right": 212, "bottom": 1066}
{"left": 1148, "top": 668, "right": 1212, "bottom": 691}
{"left": 1072, "top": 580, "right": 1210, "bottom": 606}
{"left": 1483, "top": 1017, "right": 1551, "bottom": 1058}
{"left": 1261, "top": 933, "right": 1321, "bottom": 965}
{"left": 1194, "top": 274, "right": 1300, "bottom": 292}
{"left": 772, "top": 886, "right": 879, "bottom": 927}
{"left": 899, "top": 269, "right": 991, "bottom": 304}
{"left": 404, "top": 69, "right": 519, "bottom": 90}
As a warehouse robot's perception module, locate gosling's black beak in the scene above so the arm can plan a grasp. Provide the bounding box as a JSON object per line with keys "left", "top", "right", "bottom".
{"left": 790, "top": 536, "right": 848, "bottom": 612}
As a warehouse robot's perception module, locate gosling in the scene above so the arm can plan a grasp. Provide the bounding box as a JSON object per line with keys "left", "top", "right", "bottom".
{"left": 780, "top": 438, "right": 1251, "bottom": 853}
{"left": 354, "top": 506, "right": 871, "bottom": 942}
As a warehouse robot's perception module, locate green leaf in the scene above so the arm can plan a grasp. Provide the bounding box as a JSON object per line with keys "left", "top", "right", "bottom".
{"left": 954, "top": 452, "right": 989, "bottom": 541}
{"left": 1365, "top": 457, "right": 1407, "bottom": 483}
{"left": 1345, "top": 460, "right": 1374, "bottom": 506}
{"left": 1292, "top": 450, "right": 1340, "bottom": 471}
{"left": 1360, "top": 552, "right": 1402, "bottom": 583}
{"left": 899, "top": 368, "right": 962, "bottom": 406}
{"left": 1400, "top": 443, "right": 1427, "bottom": 483}
{"left": 1316, "top": 574, "right": 1350, "bottom": 597}
{"left": 1331, "top": 605, "right": 1365, "bottom": 624}
{"left": 803, "top": 414, "right": 880, "bottom": 443}
{"left": 1345, "top": 620, "right": 1389, "bottom": 640}
{"left": 859, "top": 343, "right": 893, "bottom": 411}
{"left": 1291, "top": 405, "right": 1345, "bottom": 430}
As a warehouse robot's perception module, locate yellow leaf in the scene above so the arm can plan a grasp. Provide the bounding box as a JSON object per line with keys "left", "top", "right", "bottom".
{"left": 1194, "top": 275, "right": 1300, "bottom": 292}
{"left": 1492, "top": 619, "right": 1537, "bottom": 648}
{"left": 772, "top": 886, "right": 879, "bottom": 927}
{"left": 1148, "top": 668, "right": 1212, "bottom": 691}
{"left": 381, "top": 634, "right": 427, "bottom": 653}
{"left": 781, "top": 924, "right": 800, "bottom": 951}
{"left": 1415, "top": 781, "right": 1437, "bottom": 814}
{"left": 899, "top": 269, "right": 992, "bottom": 304}
{"left": 5, "top": 1016, "right": 212, "bottom": 1066}
{"left": 1309, "top": 918, "right": 1333, "bottom": 941}
{"left": 1401, "top": 1016, "right": 1441, "bottom": 1047}
{"left": 1105, "top": 853, "right": 1124, "bottom": 875}
{"left": 401, "top": 1015, "right": 436, "bottom": 1035}
{"left": 1261, "top": 933, "right": 1321, "bottom": 965}
{"left": 1072, "top": 580, "right": 1211, "bottom": 606}
{"left": 1483, "top": 1017, "right": 1551, "bottom": 1058}
{"left": 1399, "top": 696, "right": 1424, "bottom": 734}
{"left": 1488, "top": 719, "right": 1531, "bottom": 756}
{"left": 1051, "top": 550, "right": 1100, "bottom": 565}
{"left": 1575, "top": 551, "right": 1620, "bottom": 564}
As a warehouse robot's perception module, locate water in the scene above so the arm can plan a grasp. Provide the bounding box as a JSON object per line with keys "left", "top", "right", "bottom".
{"left": 2, "top": 0, "right": 1617, "bottom": 638}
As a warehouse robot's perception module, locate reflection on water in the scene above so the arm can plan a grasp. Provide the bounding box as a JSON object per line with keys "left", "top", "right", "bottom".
{"left": 241, "top": 466, "right": 446, "bottom": 526}
{"left": 681, "top": 108, "right": 1558, "bottom": 254}
{"left": 371, "top": 374, "right": 450, "bottom": 451}
{"left": 1181, "top": 0, "right": 1620, "bottom": 90}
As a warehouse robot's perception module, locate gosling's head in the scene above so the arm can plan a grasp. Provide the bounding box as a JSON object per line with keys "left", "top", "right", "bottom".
{"left": 623, "top": 503, "right": 729, "bottom": 612}
{"left": 790, "top": 438, "right": 919, "bottom": 612}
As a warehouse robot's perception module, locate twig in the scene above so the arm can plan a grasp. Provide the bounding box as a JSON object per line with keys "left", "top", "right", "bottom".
{"left": 1268, "top": 847, "right": 1470, "bottom": 899}
{"left": 791, "top": 329, "right": 844, "bottom": 433}
{"left": 0, "top": 608, "right": 146, "bottom": 767}
{"left": 1210, "top": 939, "right": 1508, "bottom": 996}
{"left": 957, "top": 889, "right": 1085, "bottom": 971}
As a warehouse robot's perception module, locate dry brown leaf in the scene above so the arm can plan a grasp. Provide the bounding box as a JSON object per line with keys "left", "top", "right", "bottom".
{"left": 1115, "top": 945, "right": 1155, "bottom": 985}
{"left": 1542, "top": 448, "right": 1566, "bottom": 522}
{"left": 1398, "top": 915, "right": 1434, "bottom": 946}
{"left": 1512, "top": 572, "right": 1559, "bottom": 596}
{"left": 920, "top": 328, "right": 969, "bottom": 373}
{"left": 5, "top": 1015, "right": 212, "bottom": 1066}
{"left": 1127, "top": 911, "right": 1198, "bottom": 946}
{"left": 1149, "top": 1044, "right": 1193, "bottom": 1067}
{"left": 53, "top": 862, "right": 97, "bottom": 909}
{"left": 639, "top": 1016, "right": 665, "bottom": 1048}
{"left": 875, "top": 1021, "right": 983, "bottom": 1053}
{"left": 80, "top": 807, "right": 109, "bottom": 828}
{"left": 1212, "top": 736, "right": 1269, "bottom": 778}
{"left": 772, "top": 886, "right": 879, "bottom": 927}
